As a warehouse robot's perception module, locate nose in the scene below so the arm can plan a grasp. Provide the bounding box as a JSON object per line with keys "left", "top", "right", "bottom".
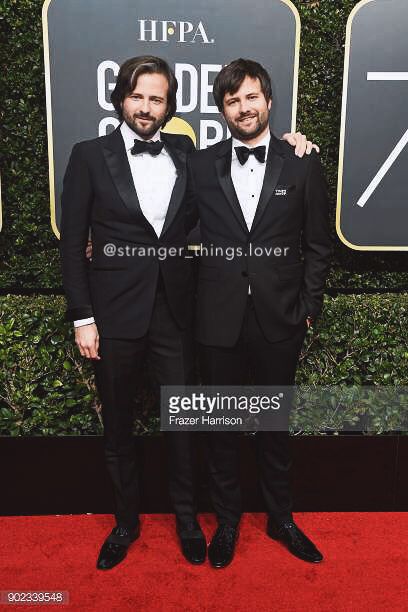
{"left": 239, "top": 99, "right": 251, "bottom": 115}
{"left": 140, "top": 98, "right": 151, "bottom": 115}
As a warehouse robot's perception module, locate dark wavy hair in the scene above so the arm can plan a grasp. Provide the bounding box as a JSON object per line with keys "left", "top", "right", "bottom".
{"left": 213, "top": 58, "right": 273, "bottom": 112}
{"left": 111, "top": 56, "right": 178, "bottom": 126}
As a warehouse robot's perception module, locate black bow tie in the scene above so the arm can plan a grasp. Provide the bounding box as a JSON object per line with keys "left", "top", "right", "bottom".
{"left": 131, "top": 139, "right": 164, "bottom": 157}
{"left": 235, "top": 145, "right": 266, "bottom": 165}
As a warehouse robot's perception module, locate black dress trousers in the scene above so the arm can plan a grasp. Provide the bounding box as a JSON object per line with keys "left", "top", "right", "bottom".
{"left": 199, "top": 296, "right": 307, "bottom": 527}
{"left": 93, "top": 285, "right": 195, "bottom": 530}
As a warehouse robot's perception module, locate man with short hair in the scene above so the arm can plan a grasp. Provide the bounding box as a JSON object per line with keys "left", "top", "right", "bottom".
{"left": 187, "top": 58, "right": 331, "bottom": 568}
{"left": 61, "top": 54, "right": 315, "bottom": 570}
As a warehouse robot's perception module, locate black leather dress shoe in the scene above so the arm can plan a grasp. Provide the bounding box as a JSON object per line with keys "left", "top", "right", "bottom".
{"left": 208, "top": 524, "right": 238, "bottom": 569}
{"left": 176, "top": 520, "right": 206, "bottom": 564}
{"left": 97, "top": 525, "right": 140, "bottom": 570}
{"left": 267, "top": 518, "right": 323, "bottom": 563}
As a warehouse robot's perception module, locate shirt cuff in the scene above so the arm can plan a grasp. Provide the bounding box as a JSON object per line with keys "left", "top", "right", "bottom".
{"left": 74, "top": 317, "right": 95, "bottom": 328}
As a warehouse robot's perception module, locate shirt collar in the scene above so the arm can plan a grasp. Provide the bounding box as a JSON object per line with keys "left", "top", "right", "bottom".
{"left": 120, "top": 121, "right": 163, "bottom": 152}
{"left": 231, "top": 131, "right": 271, "bottom": 162}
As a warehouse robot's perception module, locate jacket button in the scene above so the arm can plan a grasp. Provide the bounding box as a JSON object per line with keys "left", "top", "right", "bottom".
{"left": 242, "top": 271, "right": 248, "bottom": 277}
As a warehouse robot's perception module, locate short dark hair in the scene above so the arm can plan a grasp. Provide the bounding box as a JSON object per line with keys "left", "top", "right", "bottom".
{"left": 213, "top": 58, "right": 273, "bottom": 112}
{"left": 111, "top": 55, "right": 178, "bottom": 126}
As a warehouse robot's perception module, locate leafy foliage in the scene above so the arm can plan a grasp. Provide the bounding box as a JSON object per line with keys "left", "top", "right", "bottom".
{"left": 0, "top": 296, "right": 99, "bottom": 435}
{"left": 0, "top": 294, "right": 406, "bottom": 435}
{"left": 0, "top": 0, "right": 61, "bottom": 288}
{"left": 294, "top": 293, "right": 408, "bottom": 432}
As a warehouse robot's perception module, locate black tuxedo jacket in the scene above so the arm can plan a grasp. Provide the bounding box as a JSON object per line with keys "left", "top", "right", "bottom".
{"left": 60, "top": 127, "right": 195, "bottom": 339}
{"left": 187, "top": 133, "right": 332, "bottom": 347}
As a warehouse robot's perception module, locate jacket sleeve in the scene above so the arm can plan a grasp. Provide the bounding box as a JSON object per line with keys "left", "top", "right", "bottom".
{"left": 60, "top": 143, "right": 94, "bottom": 321}
{"left": 185, "top": 154, "right": 200, "bottom": 239}
{"left": 301, "top": 151, "right": 332, "bottom": 320}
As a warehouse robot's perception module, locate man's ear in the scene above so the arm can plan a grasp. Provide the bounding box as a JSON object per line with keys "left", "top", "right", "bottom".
{"left": 267, "top": 98, "right": 272, "bottom": 111}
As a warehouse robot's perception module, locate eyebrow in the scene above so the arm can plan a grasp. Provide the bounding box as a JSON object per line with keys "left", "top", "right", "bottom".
{"left": 225, "top": 91, "right": 259, "bottom": 103}
{"left": 130, "top": 93, "right": 165, "bottom": 101}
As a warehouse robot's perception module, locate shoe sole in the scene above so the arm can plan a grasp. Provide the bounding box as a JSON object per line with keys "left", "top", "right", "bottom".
{"left": 208, "top": 552, "right": 235, "bottom": 569}
{"left": 183, "top": 555, "right": 207, "bottom": 565}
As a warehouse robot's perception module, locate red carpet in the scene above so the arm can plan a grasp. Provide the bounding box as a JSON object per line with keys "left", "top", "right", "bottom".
{"left": 1, "top": 513, "right": 407, "bottom": 611}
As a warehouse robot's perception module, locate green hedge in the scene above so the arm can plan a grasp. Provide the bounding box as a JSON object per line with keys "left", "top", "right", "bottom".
{"left": 0, "top": 296, "right": 100, "bottom": 435}
{"left": 0, "top": 294, "right": 406, "bottom": 436}
{"left": 0, "top": 0, "right": 407, "bottom": 290}
{"left": 0, "top": 0, "right": 60, "bottom": 288}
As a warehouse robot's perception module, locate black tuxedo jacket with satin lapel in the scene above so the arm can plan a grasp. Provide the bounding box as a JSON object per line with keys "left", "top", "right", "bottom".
{"left": 187, "top": 133, "right": 332, "bottom": 347}
{"left": 60, "top": 126, "right": 196, "bottom": 339}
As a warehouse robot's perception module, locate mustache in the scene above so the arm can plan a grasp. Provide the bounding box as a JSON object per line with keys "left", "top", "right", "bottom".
{"left": 133, "top": 113, "right": 156, "bottom": 121}
{"left": 238, "top": 112, "right": 258, "bottom": 120}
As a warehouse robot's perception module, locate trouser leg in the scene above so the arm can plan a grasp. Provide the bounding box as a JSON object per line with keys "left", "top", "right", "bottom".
{"left": 94, "top": 336, "right": 145, "bottom": 530}
{"left": 147, "top": 290, "right": 197, "bottom": 524}
{"left": 199, "top": 339, "right": 248, "bottom": 527}
{"left": 247, "top": 299, "right": 307, "bottom": 523}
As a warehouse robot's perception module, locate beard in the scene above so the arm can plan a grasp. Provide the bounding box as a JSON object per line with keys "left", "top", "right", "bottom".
{"left": 122, "top": 109, "right": 166, "bottom": 140}
{"left": 227, "top": 110, "right": 270, "bottom": 142}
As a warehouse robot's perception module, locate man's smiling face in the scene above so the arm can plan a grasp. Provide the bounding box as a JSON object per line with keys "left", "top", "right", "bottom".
{"left": 222, "top": 75, "right": 272, "bottom": 142}
{"left": 121, "top": 72, "right": 169, "bottom": 140}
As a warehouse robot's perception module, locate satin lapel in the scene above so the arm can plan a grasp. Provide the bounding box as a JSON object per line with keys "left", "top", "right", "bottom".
{"left": 250, "top": 138, "right": 285, "bottom": 233}
{"left": 101, "top": 128, "right": 156, "bottom": 235}
{"left": 215, "top": 139, "right": 248, "bottom": 233}
{"left": 160, "top": 135, "right": 187, "bottom": 237}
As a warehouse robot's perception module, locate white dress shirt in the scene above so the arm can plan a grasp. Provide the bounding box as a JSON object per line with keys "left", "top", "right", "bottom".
{"left": 74, "top": 122, "right": 177, "bottom": 328}
{"left": 230, "top": 132, "right": 270, "bottom": 294}
{"left": 231, "top": 131, "right": 270, "bottom": 231}
{"left": 121, "top": 121, "right": 177, "bottom": 237}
